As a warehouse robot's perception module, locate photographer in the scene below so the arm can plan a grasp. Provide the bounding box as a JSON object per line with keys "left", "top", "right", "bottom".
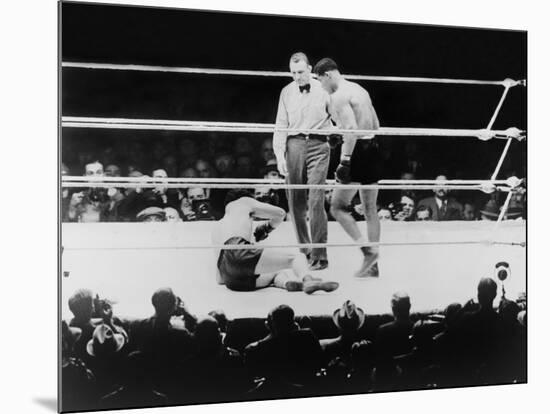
{"left": 388, "top": 194, "right": 416, "bottom": 221}
{"left": 66, "top": 161, "right": 112, "bottom": 222}
{"left": 182, "top": 187, "right": 215, "bottom": 221}
{"left": 128, "top": 288, "right": 196, "bottom": 363}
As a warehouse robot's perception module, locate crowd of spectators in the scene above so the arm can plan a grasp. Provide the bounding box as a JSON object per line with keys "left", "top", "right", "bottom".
{"left": 61, "top": 135, "right": 526, "bottom": 223}
{"left": 61, "top": 277, "right": 526, "bottom": 411}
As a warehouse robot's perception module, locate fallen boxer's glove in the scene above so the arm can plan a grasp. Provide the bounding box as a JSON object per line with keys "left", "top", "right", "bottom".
{"left": 254, "top": 222, "right": 275, "bottom": 242}
{"left": 328, "top": 134, "right": 343, "bottom": 149}
{"left": 335, "top": 159, "right": 352, "bottom": 184}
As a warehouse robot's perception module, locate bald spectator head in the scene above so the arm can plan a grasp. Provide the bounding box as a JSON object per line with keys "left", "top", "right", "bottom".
{"left": 151, "top": 288, "right": 177, "bottom": 319}
{"left": 267, "top": 305, "right": 297, "bottom": 336}
{"left": 477, "top": 278, "right": 497, "bottom": 309}
{"left": 68, "top": 289, "right": 94, "bottom": 321}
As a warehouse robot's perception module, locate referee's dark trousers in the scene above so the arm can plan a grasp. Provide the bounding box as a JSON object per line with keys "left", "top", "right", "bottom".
{"left": 285, "top": 134, "right": 329, "bottom": 262}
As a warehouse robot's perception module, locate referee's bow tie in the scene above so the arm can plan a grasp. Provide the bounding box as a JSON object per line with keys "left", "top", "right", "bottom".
{"left": 299, "top": 84, "right": 311, "bottom": 93}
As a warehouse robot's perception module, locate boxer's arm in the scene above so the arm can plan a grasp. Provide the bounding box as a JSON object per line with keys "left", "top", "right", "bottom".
{"left": 250, "top": 199, "right": 286, "bottom": 228}
{"left": 335, "top": 100, "right": 359, "bottom": 162}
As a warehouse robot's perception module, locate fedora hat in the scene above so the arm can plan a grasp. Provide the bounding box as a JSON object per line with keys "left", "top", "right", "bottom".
{"left": 86, "top": 324, "right": 126, "bottom": 357}
{"left": 333, "top": 300, "right": 365, "bottom": 331}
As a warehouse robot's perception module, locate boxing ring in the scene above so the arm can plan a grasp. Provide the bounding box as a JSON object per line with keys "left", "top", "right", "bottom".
{"left": 61, "top": 220, "right": 525, "bottom": 320}
{"left": 60, "top": 60, "right": 527, "bottom": 321}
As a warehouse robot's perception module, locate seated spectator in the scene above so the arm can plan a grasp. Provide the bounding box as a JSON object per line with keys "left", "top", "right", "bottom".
{"left": 177, "top": 138, "right": 199, "bottom": 169}
{"left": 214, "top": 152, "right": 236, "bottom": 178}
{"left": 457, "top": 277, "right": 500, "bottom": 382}
{"left": 68, "top": 289, "right": 101, "bottom": 360}
{"left": 67, "top": 161, "right": 111, "bottom": 222}
{"left": 346, "top": 340, "right": 376, "bottom": 392}
{"left": 195, "top": 159, "right": 216, "bottom": 179}
{"left": 179, "top": 317, "right": 248, "bottom": 403}
{"left": 104, "top": 164, "right": 121, "bottom": 177}
{"left": 235, "top": 154, "right": 256, "bottom": 178}
{"left": 129, "top": 288, "right": 195, "bottom": 357}
{"left": 321, "top": 300, "right": 366, "bottom": 364}
{"left": 61, "top": 320, "right": 97, "bottom": 412}
{"left": 164, "top": 207, "right": 182, "bottom": 222}
{"left": 186, "top": 187, "right": 216, "bottom": 220}
{"left": 234, "top": 136, "right": 254, "bottom": 156}
{"left": 377, "top": 206, "right": 392, "bottom": 221}
{"left": 245, "top": 305, "right": 324, "bottom": 394}
{"left": 417, "top": 175, "right": 463, "bottom": 221}
{"left": 137, "top": 207, "right": 166, "bottom": 222}
{"left": 463, "top": 201, "right": 479, "bottom": 221}
{"left": 415, "top": 205, "right": 433, "bottom": 221}
{"left": 375, "top": 292, "right": 413, "bottom": 358}
{"left": 61, "top": 163, "right": 71, "bottom": 221}
{"left": 495, "top": 298, "right": 526, "bottom": 381}
{"left": 480, "top": 198, "right": 499, "bottom": 221}
{"left": 100, "top": 351, "right": 168, "bottom": 410}
{"left": 394, "top": 319, "right": 442, "bottom": 389}
{"left": 178, "top": 167, "right": 198, "bottom": 178}
{"left": 161, "top": 155, "right": 178, "bottom": 178}
{"left": 389, "top": 194, "right": 415, "bottom": 221}
{"left": 260, "top": 138, "right": 276, "bottom": 164}
{"left": 85, "top": 323, "right": 129, "bottom": 396}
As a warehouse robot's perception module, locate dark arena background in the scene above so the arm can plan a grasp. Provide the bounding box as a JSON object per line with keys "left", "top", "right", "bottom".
{"left": 59, "top": 1, "right": 527, "bottom": 412}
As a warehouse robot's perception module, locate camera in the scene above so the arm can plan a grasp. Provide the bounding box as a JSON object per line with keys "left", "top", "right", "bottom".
{"left": 92, "top": 294, "right": 113, "bottom": 318}
{"left": 192, "top": 199, "right": 214, "bottom": 220}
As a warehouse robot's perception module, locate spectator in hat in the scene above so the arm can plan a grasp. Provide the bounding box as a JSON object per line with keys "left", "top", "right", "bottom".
{"left": 85, "top": 323, "right": 128, "bottom": 396}
{"left": 100, "top": 351, "right": 168, "bottom": 410}
{"left": 136, "top": 207, "right": 166, "bottom": 222}
{"left": 321, "top": 300, "right": 367, "bottom": 364}
{"left": 375, "top": 292, "right": 413, "bottom": 358}
{"left": 417, "top": 175, "right": 463, "bottom": 221}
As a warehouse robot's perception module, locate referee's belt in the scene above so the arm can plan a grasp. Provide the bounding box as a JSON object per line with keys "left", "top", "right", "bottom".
{"left": 288, "top": 133, "right": 326, "bottom": 141}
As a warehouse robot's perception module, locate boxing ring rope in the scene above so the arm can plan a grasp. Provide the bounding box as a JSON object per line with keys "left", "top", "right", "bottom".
{"left": 62, "top": 239, "right": 525, "bottom": 252}
{"left": 62, "top": 61, "right": 526, "bottom": 87}
{"left": 62, "top": 175, "right": 522, "bottom": 192}
{"left": 62, "top": 116, "right": 525, "bottom": 141}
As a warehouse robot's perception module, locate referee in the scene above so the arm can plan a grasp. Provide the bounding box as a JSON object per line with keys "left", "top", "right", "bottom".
{"left": 273, "top": 52, "right": 333, "bottom": 270}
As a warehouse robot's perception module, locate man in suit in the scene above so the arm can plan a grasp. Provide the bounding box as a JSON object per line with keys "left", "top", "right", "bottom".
{"left": 273, "top": 52, "right": 333, "bottom": 270}
{"left": 417, "top": 174, "right": 463, "bottom": 221}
